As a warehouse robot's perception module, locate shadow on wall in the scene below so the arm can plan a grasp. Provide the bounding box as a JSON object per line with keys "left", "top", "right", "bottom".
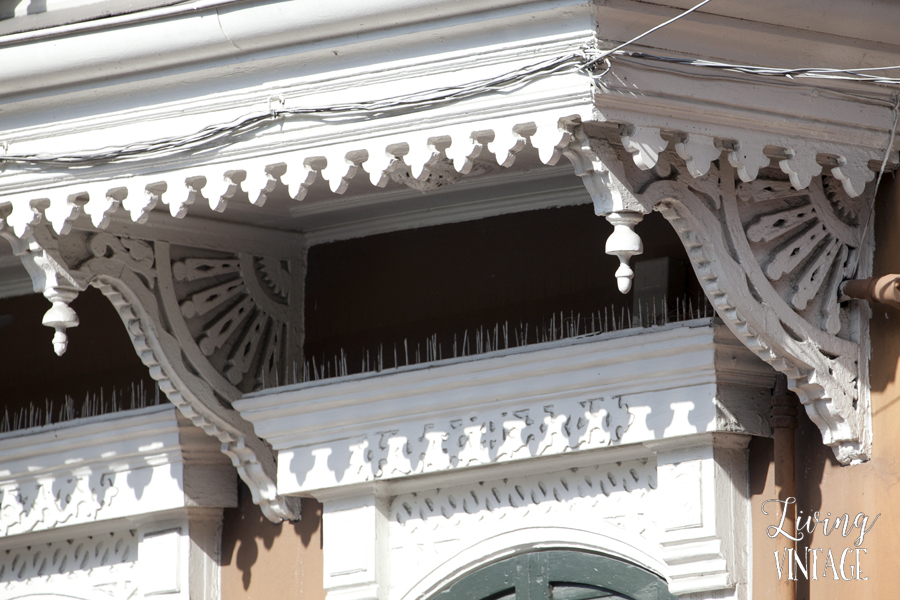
{"left": 870, "top": 172, "right": 900, "bottom": 399}
{"left": 221, "top": 482, "right": 324, "bottom": 595}
{"left": 793, "top": 403, "right": 840, "bottom": 600}
{"left": 749, "top": 398, "right": 840, "bottom": 600}
{"left": 0, "top": 0, "right": 45, "bottom": 19}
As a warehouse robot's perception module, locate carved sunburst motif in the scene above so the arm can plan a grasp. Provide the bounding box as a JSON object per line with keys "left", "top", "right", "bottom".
{"left": 823, "top": 176, "right": 868, "bottom": 224}
{"left": 736, "top": 178, "right": 859, "bottom": 337}
{"left": 161, "top": 248, "right": 296, "bottom": 392}
{"left": 648, "top": 162, "right": 868, "bottom": 463}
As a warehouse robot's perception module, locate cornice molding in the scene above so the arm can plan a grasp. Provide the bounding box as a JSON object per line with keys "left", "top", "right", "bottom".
{"left": 592, "top": 58, "right": 898, "bottom": 162}
{"left": 235, "top": 321, "right": 774, "bottom": 495}
{"left": 0, "top": 0, "right": 590, "bottom": 97}
{"left": 1, "top": 114, "right": 889, "bottom": 243}
{"left": 0, "top": 404, "right": 235, "bottom": 539}
{"left": 594, "top": 0, "right": 900, "bottom": 71}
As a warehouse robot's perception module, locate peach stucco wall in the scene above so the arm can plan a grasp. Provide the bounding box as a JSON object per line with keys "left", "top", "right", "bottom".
{"left": 221, "top": 485, "right": 326, "bottom": 600}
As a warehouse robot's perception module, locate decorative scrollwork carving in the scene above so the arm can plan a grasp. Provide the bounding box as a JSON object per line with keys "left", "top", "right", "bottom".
{"left": 288, "top": 396, "right": 631, "bottom": 492}
{"left": 562, "top": 123, "right": 872, "bottom": 462}
{"left": 16, "top": 224, "right": 304, "bottom": 522}
{"left": 0, "top": 529, "right": 137, "bottom": 594}
{"left": 0, "top": 473, "right": 119, "bottom": 537}
{"left": 735, "top": 178, "right": 859, "bottom": 335}
{"left": 160, "top": 248, "right": 296, "bottom": 392}
{"left": 643, "top": 164, "right": 868, "bottom": 463}
{"left": 388, "top": 459, "right": 659, "bottom": 596}
{"left": 391, "top": 458, "right": 655, "bottom": 528}
{"left": 560, "top": 127, "right": 871, "bottom": 463}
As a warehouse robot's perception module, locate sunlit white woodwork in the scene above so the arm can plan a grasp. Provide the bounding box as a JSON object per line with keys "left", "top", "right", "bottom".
{"left": 0, "top": 404, "right": 234, "bottom": 600}
{"left": 3, "top": 221, "right": 306, "bottom": 522}
{"left": 0, "top": 0, "right": 895, "bottom": 535}
{"left": 604, "top": 211, "right": 644, "bottom": 294}
{"left": 237, "top": 322, "right": 771, "bottom": 600}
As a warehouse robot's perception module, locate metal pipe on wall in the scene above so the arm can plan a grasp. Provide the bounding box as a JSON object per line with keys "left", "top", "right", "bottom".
{"left": 841, "top": 274, "right": 900, "bottom": 309}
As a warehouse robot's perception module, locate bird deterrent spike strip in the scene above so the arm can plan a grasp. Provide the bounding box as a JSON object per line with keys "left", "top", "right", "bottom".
{"left": 1, "top": 294, "right": 714, "bottom": 431}
{"left": 289, "top": 293, "right": 713, "bottom": 387}
{"left": 0, "top": 381, "right": 163, "bottom": 435}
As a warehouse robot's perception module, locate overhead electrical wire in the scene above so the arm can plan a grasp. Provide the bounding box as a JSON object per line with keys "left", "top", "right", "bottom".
{"left": 1, "top": 0, "right": 899, "bottom": 169}
{"left": 579, "top": 0, "right": 713, "bottom": 73}
{"left": 0, "top": 52, "right": 584, "bottom": 167}
{"left": 615, "top": 51, "right": 900, "bottom": 87}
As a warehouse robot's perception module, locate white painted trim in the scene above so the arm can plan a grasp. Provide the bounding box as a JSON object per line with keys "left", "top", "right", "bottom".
{"left": 0, "top": 0, "right": 589, "bottom": 97}
{"left": 317, "top": 434, "right": 752, "bottom": 600}
{"left": 0, "top": 404, "right": 236, "bottom": 540}
{"left": 237, "top": 321, "right": 769, "bottom": 451}
{"left": 235, "top": 321, "right": 773, "bottom": 500}
{"left": 298, "top": 165, "right": 588, "bottom": 245}
{"left": 401, "top": 525, "right": 668, "bottom": 600}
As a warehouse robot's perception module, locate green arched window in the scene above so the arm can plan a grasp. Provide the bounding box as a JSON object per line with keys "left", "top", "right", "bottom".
{"left": 433, "top": 550, "right": 677, "bottom": 600}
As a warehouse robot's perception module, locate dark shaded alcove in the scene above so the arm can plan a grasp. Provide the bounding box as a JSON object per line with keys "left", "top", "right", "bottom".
{"left": 305, "top": 205, "right": 699, "bottom": 375}
{"left": 0, "top": 286, "right": 158, "bottom": 427}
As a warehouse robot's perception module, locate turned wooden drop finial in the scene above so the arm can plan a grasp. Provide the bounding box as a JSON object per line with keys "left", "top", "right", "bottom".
{"left": 605, "top": 211, "right": 644, "bottom": 294}
{"left": 42, "top": 287, "right": 79, "bottom": 356}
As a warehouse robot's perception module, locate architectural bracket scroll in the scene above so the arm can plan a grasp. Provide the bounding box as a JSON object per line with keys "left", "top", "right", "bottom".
{"left": 563, "top": 129, "right": 873, "bottom": 463}
{"left": 9, "top": 223, "right": 306, "bottom": 522}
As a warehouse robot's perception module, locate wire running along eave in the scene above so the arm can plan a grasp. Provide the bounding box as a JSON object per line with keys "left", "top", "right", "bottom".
{"left": 2, "top": 0, "right": 900, "bottom": 170}
{"left": 0, "top": 52, "right": 584, "bottom": 167}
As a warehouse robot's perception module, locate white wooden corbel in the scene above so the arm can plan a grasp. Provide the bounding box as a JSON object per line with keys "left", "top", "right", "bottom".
{"left": 1, "top": 219, "right": 304, "bottom": 522}
{"left": 560, "top": 126, "right": 876, "bottom": 463}
{"left": 562, "top": 128, "right": 654, "bottom": 294}
{"left": 10, "top": 228, "right": 91, "bottom": 356}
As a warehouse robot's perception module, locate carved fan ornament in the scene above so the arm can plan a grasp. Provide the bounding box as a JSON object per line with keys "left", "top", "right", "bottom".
{"left": 7, "top": 226, "right": 304, "bottom": 521}
{"left": 163, "top": 251, "right": 297, "bottom": 392}
{"left": 649, "top": 165, "right": 868, "bottom": 463}
{"left": 553, "top": 125, "right": 873, "bottom": 463}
